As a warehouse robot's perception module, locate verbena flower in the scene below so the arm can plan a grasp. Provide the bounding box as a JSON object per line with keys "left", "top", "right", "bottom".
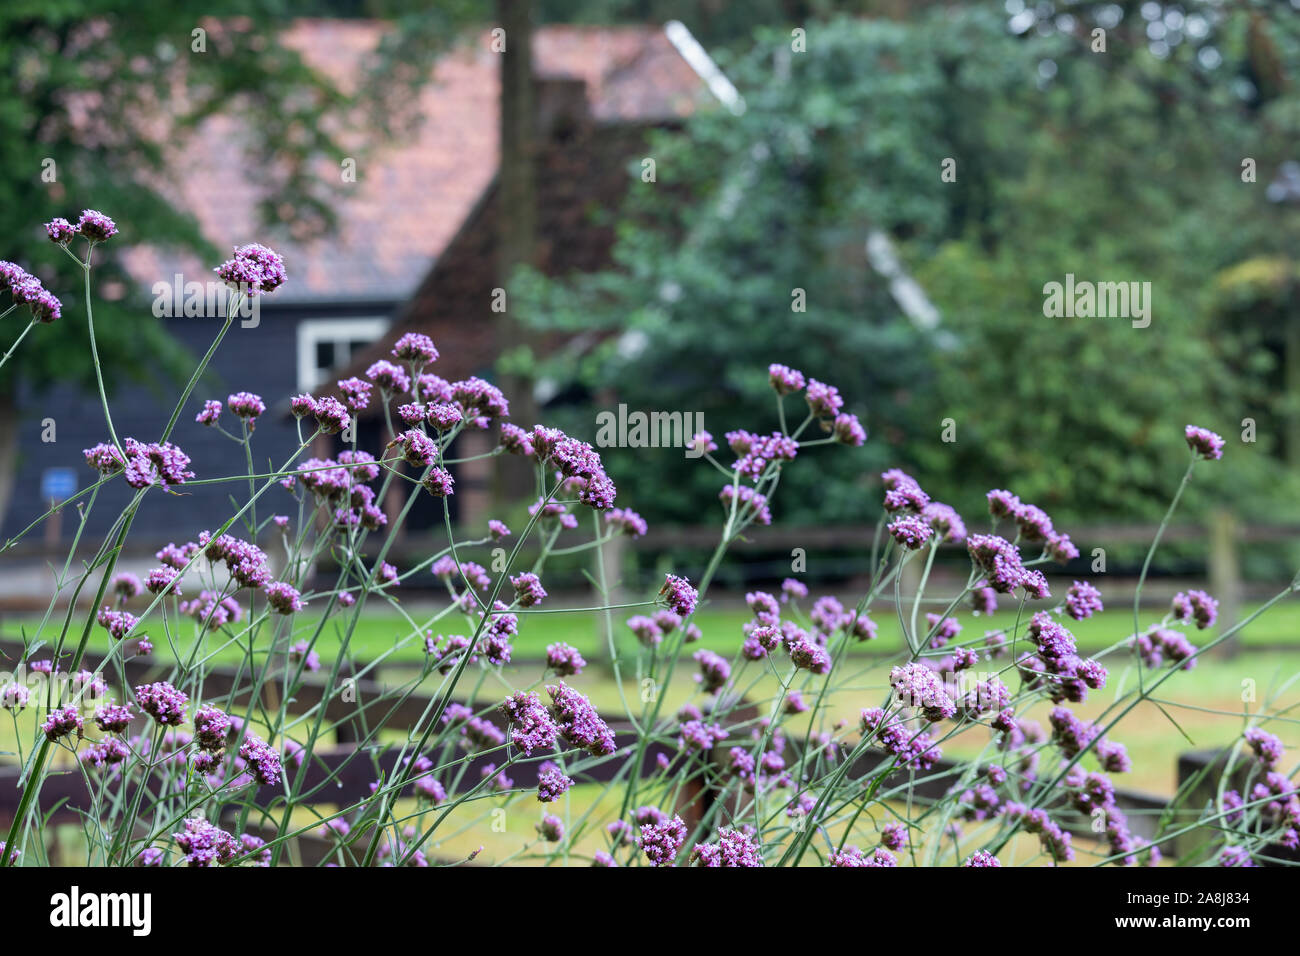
{"left": 691, "top": 827, "right": 763, "bottom": 867}
{"left": 174, "top": 818, "right": 239, "bottom": 867}
{"left": 887, "top": 514, "right": 933, "bottom": 550}
{"left": 77, "top": 209, "right": 118, "bottom": 242}
{"left": 1066, "top": 580, "right": 1104, "bottom": 620}
{"left": 890, "top": 662, "right": 957, "bottom": 722}
{"left": 1244, "top": 727, "right": 1285, "bottom": 768}
{"left": 193, "top": 705, "right": 233, "bottom": 751}
{"left": 392, "top": 332, "right": 439, "bottom": 366}
{"left": 1171, "top": 589, "right": 1218, "bottom": 629}
{"left": 500, "top": 692, "right": 558, "bottom": 755}
{"left": 637, "top": 815, "right": 687, "bottom": 867}
{"left": 42, "top": 705, "right": 83, "bottom": 741}
{"left": 135, "top": 681, "right": 188, "bottom": 726}
{"left": 238, "top": 734, "right": 284, "bottom": 787}
{"left": 1184, "top": 424, "right": 1224, "bottom": 460}
{"left": 768, "top": 363, "right": 806, "bottom": 395}
{"left": 536, "top": 815, "right": 565, "bottom": 842}
{"left": 265, "top": 581, "right": 305, "bottom": 614}
{"left": 227, "top": 391, "right": 266, "bottom": 421}
{"left": 545, "top": 642, "right": 586, "bottom": 677}
{"left": 312, "top": 396, "right": 350, "bottom": 434}
{"left": 693, "top": 649, "right": 730, "bottom": 693}
{"left": 337, "top": 377, "right": 373, "bottom": 412}
{"left": 119, "top": 438, "right": 194, "bottom": 490}
{"left": 511, "top": 572, "right": 547, "bottom": 608}
{"left": 93, "top": 702, "right": 134, "bottom": 734}
{"left": 804, "top": 378, "right": 844, "bottom": 417}
{"left": 660, "top": 573, "right": 698, "bottom": 616}
{"left": 215, "top": 243, "right": 286, "bottom": 295}
{"left": 537, "top": 763, "right": 574, "bottom": 803}
{"left": 543, "top": 686, "right": 613, "bottom": 759}
{"left": 45, "top": 217, "right": 78, "bottom": 243}
{"left": 605, "top": 508, "right": 648, "bottom": 537}
{"left": 196, "top": 399, "right": 222, "bottom": 426}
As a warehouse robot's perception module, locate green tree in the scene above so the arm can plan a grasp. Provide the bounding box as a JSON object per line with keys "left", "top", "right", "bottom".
{"left": 513, "top": 5, "right": 1300, "bottom": 532}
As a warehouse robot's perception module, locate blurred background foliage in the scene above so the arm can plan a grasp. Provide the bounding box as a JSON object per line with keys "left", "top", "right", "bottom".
{"left": 511, "top": 2, "right": 1300, "bottom": 535}
{"left": 3, "top": 0, "right": 1299, "bottom": 542}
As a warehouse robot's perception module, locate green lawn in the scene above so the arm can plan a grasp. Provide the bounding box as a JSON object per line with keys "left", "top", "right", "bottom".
{"left": 5, "top": 595, "right": 1300, "bottom": 668}
{"left": 2, "top": 600, "right": 1296, "bottom": 801}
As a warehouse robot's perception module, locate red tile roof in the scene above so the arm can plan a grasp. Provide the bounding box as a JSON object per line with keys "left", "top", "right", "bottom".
{"left": 121, "top": 21, "right": 706, "bottom": 304}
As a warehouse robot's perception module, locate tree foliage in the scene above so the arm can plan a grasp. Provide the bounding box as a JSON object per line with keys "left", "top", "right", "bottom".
{"left": 514, "top": 4, "right": 1300, "bottom": 527}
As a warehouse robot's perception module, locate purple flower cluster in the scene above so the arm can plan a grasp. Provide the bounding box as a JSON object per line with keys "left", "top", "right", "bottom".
{"left": 1048, "top": 706, "right": 1099, "bottom": 758}
{"left": 536, "top": 762, "right": 574, "bottom": 803}
{"left": 201, "top": 531, "right": 273, "bottom": 589}
{"left": 238, "top": 734, "right": 284, "bottom": 787}
{"left": 1244, "top": 727, "right": 1285, "bottom": 768}
{"left": 604, "top": 508, "right": 648, "bottom": 537}
{"left": 510, "top": 572, "right": 547, "bottom": 608}
{"left": 691, "top": 827, "right": 763, "bottom": 867}
{"left": 93, "top": 702, "right": 134, "bottom": 734}
{"left": 888, "top": 514, "right": 933, "bottom": 550}
{"left": 1184, "top": 424, "right": 1225, "bottom": 460}
{"left": 1065, "top": 580, "right": 1104, "bottom": 620}
{"left": 861, "top": 707, "right": 941, "bottom": 771}
{"left": 726, "top": 430, "right": 799, "bottom": 481}
{"left": 42, "top": 705, "right": 83, "bottom": 741}
{"left": 547, "top": 684, "right": 615, "bottom": 756}
{"left": 1171, "top": 589, "right": 1218, "bottom": 629}
{"left": 719, "top": 483, "right": 772, "bottom": 525}
{"left": 889, "top": 662, "right": 957, "bottom": 722}
{"left": 135, "top": 682, "right": 188, "bottom": 726}
{"left": 545, "top": 642, "right": 586, "bottom": 677}
{"left": 193, "top": 705, "right": 232, "bottom": 751}
{"left": 693, "top": 649, "right": 731, "bottom": 693}
{"left": 500, "top": 691, "right": 558, "bottom": 755}
{"left": 805, "top": 378, "right": 844, "bottom": 418}
{"left": 82, "top": 438, "right": 195, "bottom": 490}
{"left": 215, "top": 243, "right": 287, "bottom": 296}
{"left": 0, "top": 259, "right": 62, "bottom": 323}
{"left": 1133, "top": 628, "right": 1198, "bottom": 670}
{"left": 831, "top": 845, "right": 896, "bottom": 867}
{"left": 195, "top": 400, "right": 222, "bottom": 426}
{"left": 660, "top": 574, "right": 698, "bottom": 616}
{"left": 261, "top": 581, "right": 302, "bottom": 614}
{"left": 96, "top": 606, "right": 140, "bottom": 641}
{"left": 392, "top": 332, "right": 439, "bottom": 366}
{"left": 881, "top": 469, "right": 930, "bottom": 513}
{"left": 174, "top": 818, "right": 240, "bottom": 867}
{"left": 679, "top": 719, "right": 728, "bottom": 753}
{"left": 768, "top": 363, "right": 806, "bottom": 395}
{"left": 227, "top": 391, "right": 266, "bottom": 422}
{"left": 637, "top": 814, "right": 687, "bottom": 867}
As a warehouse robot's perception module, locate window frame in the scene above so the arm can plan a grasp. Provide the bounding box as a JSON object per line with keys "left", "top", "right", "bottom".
{"left": 296, "top": 317, "right": 391, "bottom": 392}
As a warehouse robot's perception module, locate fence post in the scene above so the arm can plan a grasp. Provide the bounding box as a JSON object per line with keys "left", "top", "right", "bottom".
{"left": 1208, "top": 509, "right": 1241, "bottom": 657}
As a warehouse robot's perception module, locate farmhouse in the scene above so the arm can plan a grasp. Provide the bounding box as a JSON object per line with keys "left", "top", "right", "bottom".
{"left": 4, "top": 19, "right": 714, "bottom": 549}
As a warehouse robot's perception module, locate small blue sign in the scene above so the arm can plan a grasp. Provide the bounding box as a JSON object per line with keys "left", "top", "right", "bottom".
{"left": 40, "top": 467, "right": 77, "bottom": 503}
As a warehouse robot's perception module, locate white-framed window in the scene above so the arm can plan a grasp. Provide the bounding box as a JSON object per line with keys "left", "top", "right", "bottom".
{"left": 296, "top": 318, "right": 391, "bottom": 391}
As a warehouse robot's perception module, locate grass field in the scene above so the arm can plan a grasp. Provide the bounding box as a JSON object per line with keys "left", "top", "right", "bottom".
{"left": 3, "top": 598, "right": 1297, "bottom": 803}
{"left": 8, "top": 594, "right": 1300, "bottom": 668}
